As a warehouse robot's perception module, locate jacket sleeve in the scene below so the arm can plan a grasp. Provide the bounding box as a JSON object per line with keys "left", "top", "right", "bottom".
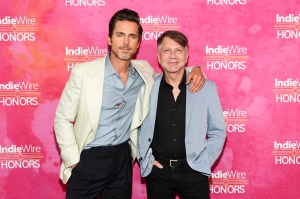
{"left": 206, "top": 82, "right": 226, "bottom": 167}
{"left": 54, "top": 66, "right": 82, "bottom": 168}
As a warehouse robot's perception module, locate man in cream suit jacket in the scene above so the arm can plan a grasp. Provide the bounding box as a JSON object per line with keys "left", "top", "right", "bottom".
{"left": 137, "top": 31, "right": 226, "bottom": 199}
{"left": 54, "top": 9, "right": 204, "bottom": 199}
{"left": 55, "top": 56, "right": 153, "bottom": 197}
{"left": 54, "top": 8, "right": 156, "bottom": 199}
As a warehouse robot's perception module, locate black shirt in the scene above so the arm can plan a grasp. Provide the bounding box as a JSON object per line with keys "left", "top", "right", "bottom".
{"left": 151, "top": 70, "right": 186, "bottom": 159}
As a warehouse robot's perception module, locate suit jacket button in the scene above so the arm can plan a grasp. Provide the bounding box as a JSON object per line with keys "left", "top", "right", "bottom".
{"left": 148, "top": 138, "right": 151, "bottom": 142}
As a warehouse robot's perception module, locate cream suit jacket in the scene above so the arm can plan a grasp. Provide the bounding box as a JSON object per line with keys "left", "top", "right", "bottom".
{"left": 54, "top": 56, "right": 154, "bottom": 184}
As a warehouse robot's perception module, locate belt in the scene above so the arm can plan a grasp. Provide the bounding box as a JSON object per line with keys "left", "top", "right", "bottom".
{"left": 153, "top": 152, "right": 188, "bottom": 168}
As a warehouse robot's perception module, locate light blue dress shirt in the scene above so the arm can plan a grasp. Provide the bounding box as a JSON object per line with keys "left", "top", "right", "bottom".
{"left": 86, "top": 56, "right": 144, "bottom": 148}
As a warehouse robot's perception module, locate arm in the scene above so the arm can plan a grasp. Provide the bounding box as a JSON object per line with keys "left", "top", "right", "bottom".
{"left": 137, "top": 128, "right": 157, "bottom": 176}
{"left": 54, "top": 67, "right": 82, "bottom": 168}
{"left": 206, "top": 82, "right": 226, "bottom": 167}
{"left": 186, "top": 66, "right": 206, "bottom": 93}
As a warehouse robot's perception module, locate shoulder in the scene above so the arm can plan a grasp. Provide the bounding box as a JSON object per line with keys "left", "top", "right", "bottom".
{"left": 198, "top": 79, "right": 218, "bottom": 94}
{"left": 73, "top": 58, "right": 104, "bottom": 71}
{"left": 71, "top": 57, "right": 105, "bottom": 76}
{"left": 132, "top": 59, "right": 154, "bottom": 74}
{"left": 204, "top": 79, "right": 215, "bottom": 87}
{"left": 132, "top": 59, "right": 150, "bottom": 66}
{"left": 154, "top": 73, "right": 163, "bottom": 82}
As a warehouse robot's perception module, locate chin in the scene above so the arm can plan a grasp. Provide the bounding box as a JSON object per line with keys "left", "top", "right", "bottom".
{"left": 118, "top": 54, "right": 132, "bottom": 61}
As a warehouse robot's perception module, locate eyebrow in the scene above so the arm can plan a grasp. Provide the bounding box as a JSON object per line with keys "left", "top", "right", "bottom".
{"left": 115, "top": 32, "right": 137, "bottom": 37}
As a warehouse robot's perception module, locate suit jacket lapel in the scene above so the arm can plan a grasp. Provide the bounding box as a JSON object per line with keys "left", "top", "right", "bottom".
{"left": 185, "top": 71, "right": 196, "bottom": 135}
{"left": 130, "top": 60, "right": 154, "bottom": 130}
{"left": 132, "top": 60, "right": 153, "bottom": 88}
{"left": 150, "top": 74, "right": 163, "bottom": 130}
{"left": 84, "top": 58, "right": 105, "bottom": 134}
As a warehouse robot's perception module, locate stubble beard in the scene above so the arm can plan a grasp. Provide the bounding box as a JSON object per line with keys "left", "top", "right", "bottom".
{"left": 111, "top": 47, "right": 136, "bottom": 61}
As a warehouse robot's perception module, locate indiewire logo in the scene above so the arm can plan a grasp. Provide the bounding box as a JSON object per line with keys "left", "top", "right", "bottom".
{"left": 210, "top": 170, "right": 248, "bottom": 194}
{"left": 207, "top": 0, "right": 247, "bottom": 5}
{"left": 272, "top": 141, "right": 300, "bottom": 164}
{"left": 0, "top": 81, "right": 40, "bottom": 106}
{"left": 0, "top": 16, "right": 38, "bottom": 42}
{"left": 65, "top": 0, "right": 105, "bottom": 6}
{"left": 140, "top": 15, "right": 179, "bottom": 40}
{"left": 223, "top": 108, "right": 248, "bottom": 133}
{"left": 204, "top": 45, "right": 249, "bottom": 70}
{"left": 0, "top": 144, "right": 43, "bottom": 169}
{"left": 273, "top": 78, "right": 300, "bottom": 103}
{"left": 274, "top": 14, "right": 300, "bottom": 39}
{"left": 64, "top": 46, "right": 108, "bottom": 71}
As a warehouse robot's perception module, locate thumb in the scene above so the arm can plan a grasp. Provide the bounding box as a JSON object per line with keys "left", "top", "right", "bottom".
{"left": 153, "top": 160, "right": 163, "bottom": 169}
{"left": 186, "top": 75, "right": 192, "bottom": 85}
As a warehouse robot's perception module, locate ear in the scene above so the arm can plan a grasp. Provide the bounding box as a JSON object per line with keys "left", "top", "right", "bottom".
{"left": 185, "top": 49, "right": 189, "bottom": 62}
{"left": 108, "top": 37, "right": 112, "bottom": 46}
{"left": 157, "top": 52, "right": 161, "bottom": 64}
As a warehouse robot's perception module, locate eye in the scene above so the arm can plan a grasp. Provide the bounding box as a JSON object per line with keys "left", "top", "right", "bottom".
{"left": 130, "top": 35, "right": 137, "bottom": 39}
{"left": 176, "top": 49, "right": 183, "bottom": 53}
{"left": 163, "top": 49, "right": 171, "bottom": 53}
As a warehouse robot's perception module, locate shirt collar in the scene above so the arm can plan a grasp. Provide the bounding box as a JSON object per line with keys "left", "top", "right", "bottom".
{"left": 161, "top": 70, "right": 186, "bottom": 89}
{"left": 105, "top": 55, "right": 138, "bottom": 78}
{"left": 105, "top": 55, "right": 116, "bottom": 77}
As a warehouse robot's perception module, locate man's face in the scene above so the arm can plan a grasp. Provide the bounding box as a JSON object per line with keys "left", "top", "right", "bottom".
{"left": 157, "top": 37, "right": 188, "bottom": 74}
{"left": 108, "top": 20, "right": 140, "bottom": 61}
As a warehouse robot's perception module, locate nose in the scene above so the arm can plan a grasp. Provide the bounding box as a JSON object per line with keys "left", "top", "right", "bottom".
{"left": 170, "top": 50, "right": 177, "bottom": 58}
{"left": 123, "top": 36, "right": 129, "bottom": 45}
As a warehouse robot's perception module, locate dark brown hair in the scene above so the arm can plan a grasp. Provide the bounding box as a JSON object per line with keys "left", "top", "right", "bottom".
{"left": 157, "top": 30, "right": 188, "bottom": 49}
{"left": 109, "top": 8, "right": 143, "bottom": 42}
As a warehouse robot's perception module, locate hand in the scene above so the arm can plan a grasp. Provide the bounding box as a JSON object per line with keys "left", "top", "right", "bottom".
{"left": 153, "top": 160, "right": 163, "bottom": 169}
{"left": 186, "top": 66, "right": 206, "bottom": 93}
{"left": 70, "top": 163, "right": 78, "bottom": 169}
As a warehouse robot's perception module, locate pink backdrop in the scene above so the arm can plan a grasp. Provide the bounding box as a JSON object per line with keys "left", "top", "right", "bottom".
{"left": 1, "top": 0, "right": 300, "bottom": 198}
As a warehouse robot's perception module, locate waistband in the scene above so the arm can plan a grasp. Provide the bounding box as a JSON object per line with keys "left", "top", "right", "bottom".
{"left": 153, "top": 151, "right": 188, "bottom": 168}
{"left": 87, "top": 140, "right": 130, "bottom": 152}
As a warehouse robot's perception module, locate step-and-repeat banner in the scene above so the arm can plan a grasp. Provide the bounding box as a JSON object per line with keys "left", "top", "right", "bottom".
{"left": 0, "top": 0, "right": 299, "bottom": 198}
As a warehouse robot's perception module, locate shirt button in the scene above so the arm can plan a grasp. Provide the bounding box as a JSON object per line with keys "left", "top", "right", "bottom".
{"left": 172, "top": 123, "right": 176, "bottom": 126}
{"left": 173, "top": 108, "right": 176, "bottom": 111}
{"left": 173, "top": 139, "right": 176, "bottom": 142}
{"left": 148, "top": 138, "right": 151, "bottom": 142}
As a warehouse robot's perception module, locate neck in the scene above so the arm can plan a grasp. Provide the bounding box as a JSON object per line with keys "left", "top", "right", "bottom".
{"left": 109, "top": 54, "right": 131, "bottom": 75}
{"left": 109, "top": 54, "right": 131, "bottom": 86}
{"left": 164, "top": 68, "right": 185, "bottom": 88}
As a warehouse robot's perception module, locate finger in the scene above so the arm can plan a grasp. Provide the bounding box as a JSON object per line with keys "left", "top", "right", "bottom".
{"left": 191, "top": 74, "right": 206, "bottom": 93}
{"left": 198, "top": 78, "right": 205, "bottom": 90}
{"left": 193, "top": 77, "right": 202, "bottom": 93}
{"left": 153, "top": 160, "right": 163, "bottom": 169}
{"left": 71, "top": 163, "right": 78, "bottom": 169}
{"left": 189, "top": 76, "right": 200, "bottom": 93}
{"left": 188, "top": 75, "right": 198, "bottom": 91}
{"left": 185, "top": 74, "right": 192, "bottom": 85}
